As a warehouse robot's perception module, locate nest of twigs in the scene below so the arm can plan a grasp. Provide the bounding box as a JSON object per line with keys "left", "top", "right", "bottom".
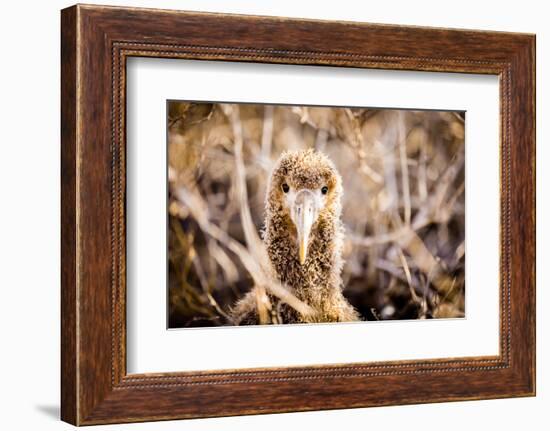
{"left": 168, "top": 102, "right": 465, "bottom": 328}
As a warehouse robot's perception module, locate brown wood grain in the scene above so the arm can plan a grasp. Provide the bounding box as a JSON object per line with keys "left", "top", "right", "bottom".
{"left": 60, "top": 5, "right": 78, "bottom": 425}
{"left": 61, "top": 4, "right": 536, "bottom": 425}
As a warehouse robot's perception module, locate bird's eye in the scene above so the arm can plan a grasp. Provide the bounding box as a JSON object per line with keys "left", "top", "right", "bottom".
{"left": 321, "top": 186, "right": 329, "bottom": 195}
{"left": 281, "top": 183, "right": 290, "bottom": 193}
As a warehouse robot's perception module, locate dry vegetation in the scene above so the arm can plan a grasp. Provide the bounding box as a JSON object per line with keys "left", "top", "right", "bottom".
{"left": 167, "top": 101, "right": 465, "bottom": 328}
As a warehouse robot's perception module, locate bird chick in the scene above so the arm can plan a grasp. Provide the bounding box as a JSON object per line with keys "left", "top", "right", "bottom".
{"left": 232, "top": 149, "right": 359, "bottom": 324}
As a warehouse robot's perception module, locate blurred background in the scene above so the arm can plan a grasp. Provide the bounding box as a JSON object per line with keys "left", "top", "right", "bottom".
{"left": 167, "top": 101, "right": 465, "bottom": 328}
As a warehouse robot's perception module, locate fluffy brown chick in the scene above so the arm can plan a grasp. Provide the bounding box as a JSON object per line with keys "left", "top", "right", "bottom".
{"left": 232, "top": 149, "right": 359, "bottom": 324}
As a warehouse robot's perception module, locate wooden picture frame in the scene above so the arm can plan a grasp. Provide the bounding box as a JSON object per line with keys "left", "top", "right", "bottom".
{"left": 61, "top": 4, "right": 535, "bottom": 425}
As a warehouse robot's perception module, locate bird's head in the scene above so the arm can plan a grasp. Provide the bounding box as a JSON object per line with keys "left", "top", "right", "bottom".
{"left": 267, "top": 149, "right": 343, "bottom": 265}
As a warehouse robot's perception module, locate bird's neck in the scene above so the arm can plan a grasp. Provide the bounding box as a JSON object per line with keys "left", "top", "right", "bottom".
{"left": 264, "top": 212, "right": 343, "bottom": 311}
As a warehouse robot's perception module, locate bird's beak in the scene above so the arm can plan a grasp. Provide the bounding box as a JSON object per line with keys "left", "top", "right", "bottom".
{"left": 292, "top": 190, "right": 318, "bottom": 265}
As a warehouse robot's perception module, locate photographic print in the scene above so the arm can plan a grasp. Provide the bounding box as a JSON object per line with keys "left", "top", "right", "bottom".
{"left": 167, "top": 102, "right": 465, "bottom": 328}
{"left": 60, "top": 7, "right": 535, "bottom": 423}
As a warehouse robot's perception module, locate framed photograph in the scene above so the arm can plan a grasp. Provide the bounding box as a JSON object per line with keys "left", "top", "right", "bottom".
{"left": 61, "top": 4, "right": 535, "bottom": 425}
